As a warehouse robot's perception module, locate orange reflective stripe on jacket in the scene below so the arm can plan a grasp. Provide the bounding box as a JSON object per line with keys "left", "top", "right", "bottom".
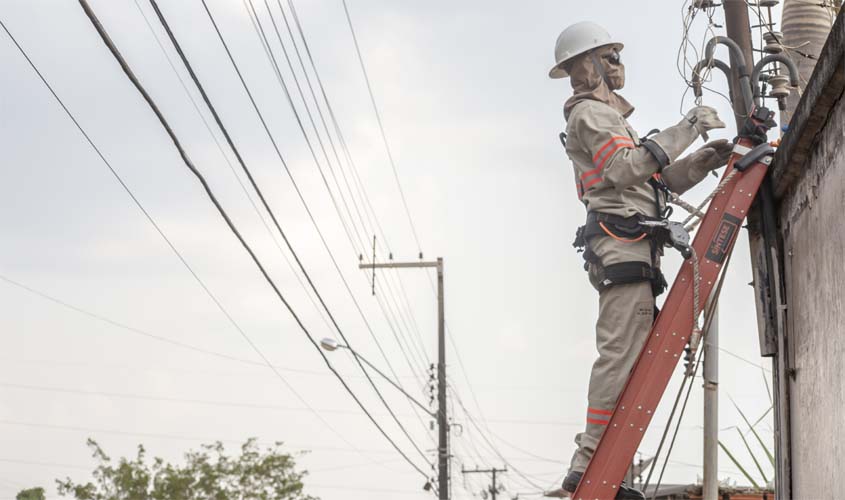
{"left": 577, "top": 136, "right": 636, "bottom": 196}
{"left": 592, "top": 136, "right": 635, "bottom": 166}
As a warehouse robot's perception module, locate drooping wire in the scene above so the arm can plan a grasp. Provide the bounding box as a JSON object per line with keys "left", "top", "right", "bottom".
{"left": 76, "top": 0, "right": 432, "bottom": 479}
{"left": 263, "top": 0, "right": 438, "bottom": 434}
{"left": 0, "top": 273, "right": 423, "bottom": 386}
{"left": 130, "top": 0, "right": 336, "bottom": 335}
{"left": 0, "top": 274, "right": 302, "bottom": 372}
{"left": 449, "top": 387, "right": 551, "bottom": 492}
{"left": 268, "top": 0, "right": 373, "bottom": 253}
{"left": 337, "top": 0, "right": 424, "bottom": 254}
{"left": 268, "top": 0, "right": 494, "bottom": 484}
{"left": 241, "top": 0, "right": 367, "bottom": 258}
{"left": 238, "top": 0, "right": 434, "bottom": 408}
{"left": 676, "top": 1, "right": 736, "bottom": 113}
{"left": 278, "top": 0, "right": 433, "bottom": 371}
{"left": 145, "top": 0, "right": 434, "bottom": 468}
{"left": 0, "top": 9, "right": 387, "bottom": 472}
{"left": 191, "top": 0, "right": 436, "bottom": 400}
{"left": 211, "top": 0, "right": 436, "bottom": 438}
{"left": 281, "top": 0, "right": 434, "bottom": 383}
{"left": 255, "top": 0, "right": 374, "bottom": 259}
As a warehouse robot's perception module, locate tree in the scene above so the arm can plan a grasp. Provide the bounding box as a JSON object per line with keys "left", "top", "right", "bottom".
{"left": 16, "top": 488, "right": 46, "bottom": 500}
{"left": 56, "top": 438, "right": 318, "bottom": 500}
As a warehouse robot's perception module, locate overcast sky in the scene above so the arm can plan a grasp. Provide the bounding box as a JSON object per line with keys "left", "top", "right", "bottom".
{"left": 1, "top": 1, "right": 778, "bottom": 498}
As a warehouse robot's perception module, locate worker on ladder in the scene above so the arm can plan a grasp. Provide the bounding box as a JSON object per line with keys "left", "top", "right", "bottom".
{"left": 548, "top": 22, "right": 734, "bottom": 498}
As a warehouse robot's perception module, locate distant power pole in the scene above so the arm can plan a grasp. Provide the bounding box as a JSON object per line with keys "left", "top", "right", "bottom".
{"left": 461, "top": 466, "right": 507, "bottom": 500}
{"left": 359, "top": 257, "right": 449, "bottom": 499}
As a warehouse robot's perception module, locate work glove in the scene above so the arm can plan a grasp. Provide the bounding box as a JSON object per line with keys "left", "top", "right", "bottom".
{"left": 661, "top": 139, "right": 734, "bottom": 195}
{"left": 683, "top": 105, "right": 727, "bottom": 140}
{"left": 647, "top": 107, "right": 727, "bottom": 164}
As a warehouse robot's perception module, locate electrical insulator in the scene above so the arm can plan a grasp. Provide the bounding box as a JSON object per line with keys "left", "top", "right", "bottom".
{"left": 757, "top": 0, "right": 780, "bottom": 7}
{"left": 763, "top": 31, "right": 784, "bottom": 53}
{"left": 768, "top": 74, "right": 792, "bottom": 99}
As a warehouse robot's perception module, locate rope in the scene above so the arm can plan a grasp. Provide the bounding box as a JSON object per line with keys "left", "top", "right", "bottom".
{"left": 667, "top": 191, "right": 706, "bottom": 220}
{"left": 689, "top": 246, "right": 703, "bottom": 356}
{"left": 669, "top": 168, "right": 739, "bottom": 232}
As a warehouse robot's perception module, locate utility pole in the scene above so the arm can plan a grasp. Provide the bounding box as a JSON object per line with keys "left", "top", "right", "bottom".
{"left": 702, "top": 308, "right": 719, "bottom": 500}
{"left": 722, "top": 0, "right": 756, "bottom": 129}
{"left": 703, "top": 3, "right": 756, "bottom": 500}
{"left": 359, "top": 258, "right": 449, "bottom": 499}
{"left": 461, "top": 466, "right": 507, "bottom": 500}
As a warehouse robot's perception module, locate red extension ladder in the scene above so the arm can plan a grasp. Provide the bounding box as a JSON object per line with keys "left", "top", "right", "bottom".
{"left": 571, "top": 109, "right": 777, "bottom": 500}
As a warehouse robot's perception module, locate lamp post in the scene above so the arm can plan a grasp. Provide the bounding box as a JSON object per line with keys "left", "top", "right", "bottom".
{"left": 320, "top": 338, "right": 434, "bottom": 417}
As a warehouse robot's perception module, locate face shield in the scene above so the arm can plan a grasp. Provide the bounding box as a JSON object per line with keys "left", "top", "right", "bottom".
{"left": 591, "top": 45, "right": 626, "bottom": 91}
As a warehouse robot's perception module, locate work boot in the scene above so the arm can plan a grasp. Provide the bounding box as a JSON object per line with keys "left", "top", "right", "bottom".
{"left": 562, "top": 471, "right": 646, "bottom": 500}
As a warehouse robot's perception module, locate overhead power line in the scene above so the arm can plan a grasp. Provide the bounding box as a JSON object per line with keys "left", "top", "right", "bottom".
{"left": 248, "top": 0, "right": 434, "bottom": 387}
{"left": 7, "top": 4, "right": 429, "bottom": 475}
{"left": 280, "top": 0, "right": 434, "bottom": 373}
{"left": 449, "top": 387, "right": 579, "bottom": 493}
{"left": 147, "top": 0, "right": 432, "bottom": 467}
{"left": 0, "top": 273, "right": 277, "bottom": 369}
{"left": 239, "top": 0, "right": 432, "bottom": 392}
{"left": 269, "top": 0, "right": 439, "bottom": 457}
{"left": 0, "top": 11, "right": 329, "bottom": 449}
{"left": 130, "top": 0, "right": 336, "bottom": 335}
{"left": 0, "top": 275, "right": 388, "bottom": 377}
{"left": 337, "top": 0, "right": 423, "bottom": 253}
{"left": 76, "top": 0, "right": 430, "bottom": 480}
{"left": 266, "top": 0, "right": 373, "bottom": 256}
{"left": 0, "top": 273, "right": 421, "bottom": 383}
{"left": 241, "top": 0, "right": 367, "bottom": 258}
{"left": 183, "top": 0, "right": 429, "bottom": 401}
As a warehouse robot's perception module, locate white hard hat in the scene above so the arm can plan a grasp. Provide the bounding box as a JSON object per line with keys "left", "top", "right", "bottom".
{"left": 548, "top": 21, "right": 623, "bottom": 79}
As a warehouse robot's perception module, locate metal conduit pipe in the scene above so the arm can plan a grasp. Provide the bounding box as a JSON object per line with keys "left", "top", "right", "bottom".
{"left": 704, "top": 36, "right": 755, "bottom": 112}
{"left": 751, "top": 54, "right": 801, "bottom": 104}
{"left": 704, "top": 36, "right": 750, "bottom": 76}
{"left": 691, "top": 58, "right": 733, "bottom": 100}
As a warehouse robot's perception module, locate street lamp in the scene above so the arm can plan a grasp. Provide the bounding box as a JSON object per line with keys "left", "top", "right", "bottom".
{"left": 319, "top": 338, "right": 434, "bottom": 417}
{"left": 319, "top": 337, "right": 340, "bottom": 352}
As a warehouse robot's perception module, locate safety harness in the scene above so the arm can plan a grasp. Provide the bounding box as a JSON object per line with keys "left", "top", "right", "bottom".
{"left": 571, "top": 131, "right": 692, "bottom": 298}
{"left": 572, "top": 212, "right": 670, "bottom": 297}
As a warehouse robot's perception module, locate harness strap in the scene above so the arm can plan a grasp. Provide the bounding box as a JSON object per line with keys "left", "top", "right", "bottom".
{"left": 573, "top": 211, "right": 670, "bottom": 297}
{"left": 640, "top": 139, "right": 671, "bottom": 172}
{"left": 596, "top": 262, "right": 667, "bottom": 296}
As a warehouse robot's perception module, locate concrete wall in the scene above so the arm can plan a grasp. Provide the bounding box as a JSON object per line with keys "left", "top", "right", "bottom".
{"left": 778, "top": 91, "right": 845, "bottom": 500}
{"left": 772, "top": 9, "right": 845, "bottom": 497}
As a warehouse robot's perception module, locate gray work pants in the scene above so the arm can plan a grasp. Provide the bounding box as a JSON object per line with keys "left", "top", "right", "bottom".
{"left": 569, "top": 235, "right": 656, "bottom": 473}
